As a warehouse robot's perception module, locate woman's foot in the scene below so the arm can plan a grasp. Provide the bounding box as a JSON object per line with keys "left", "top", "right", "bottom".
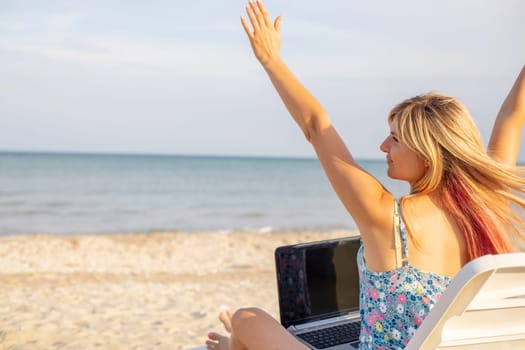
{"left": 206, "top": 311, "right": 233, "bottom": 350}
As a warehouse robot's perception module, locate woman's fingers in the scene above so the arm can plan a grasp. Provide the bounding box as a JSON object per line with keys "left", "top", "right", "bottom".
{"left": 240, "top": 16, "right": 254, "bottom": 40}
{"left": 256, "top": 0, "right": 272, "bottom": 27}
{"left": 248, "top": 1, "right": 262, "bottom": 28}
{"left": 240, "top": 0, "right": 281, "bottom": 65}
{"left": 245, "top": 0, "right": 275, "bottom": 33}
{"left": 274, "top": 15, "right": 282, "bottom": 31}
{"left": 245, "top": 5, "right": 260, "bottom": 33}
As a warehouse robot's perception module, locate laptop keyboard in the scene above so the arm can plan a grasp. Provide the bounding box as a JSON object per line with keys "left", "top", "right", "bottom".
{"left": 297, "top": 322, "right": 361, "bottom": 349}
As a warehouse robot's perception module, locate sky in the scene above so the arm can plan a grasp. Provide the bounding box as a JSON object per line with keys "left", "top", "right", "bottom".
{"left": 1, "top": 0, "right": 524, "bottom": 160}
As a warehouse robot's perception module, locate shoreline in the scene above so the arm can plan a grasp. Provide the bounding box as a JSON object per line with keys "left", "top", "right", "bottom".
{"left": 0, "top": 230, "right": 357, "bottom": 349}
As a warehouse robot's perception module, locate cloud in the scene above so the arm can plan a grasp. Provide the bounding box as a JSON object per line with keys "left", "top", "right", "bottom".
{"left": 0, "top": 2, "right": 259, "bottom": 82}
{"left": 0, "top": 37, "right": 261, "bottom": 83}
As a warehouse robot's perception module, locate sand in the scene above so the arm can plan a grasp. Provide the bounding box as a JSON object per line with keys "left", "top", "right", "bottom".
{"left": 0, "top": 230, "right": 356, "bottom": 350}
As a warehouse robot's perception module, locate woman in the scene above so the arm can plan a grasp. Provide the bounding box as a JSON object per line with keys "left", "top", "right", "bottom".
{"left": 206, "top": 1, "right": 525, "bottom": 349}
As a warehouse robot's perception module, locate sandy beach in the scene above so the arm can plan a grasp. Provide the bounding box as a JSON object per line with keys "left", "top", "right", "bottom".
{"left": 0, "top": 230, "right": 356, "bottom": 350}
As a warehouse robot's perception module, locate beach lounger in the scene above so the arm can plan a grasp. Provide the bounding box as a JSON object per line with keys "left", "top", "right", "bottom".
{"left": 406, "top": 252, "right": 525, "bottom": 349}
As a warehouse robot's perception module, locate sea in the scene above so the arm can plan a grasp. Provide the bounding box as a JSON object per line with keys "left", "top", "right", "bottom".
{"left": 0, "top": 152, "right": 409, "bottom": 236}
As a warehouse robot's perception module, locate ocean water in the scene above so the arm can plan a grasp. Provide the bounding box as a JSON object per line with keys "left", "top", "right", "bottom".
{"left": 0, "top": 152, "right": 409, "bottom": 236}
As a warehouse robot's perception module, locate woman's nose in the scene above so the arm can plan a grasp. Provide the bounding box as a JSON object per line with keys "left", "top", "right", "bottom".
{"left": 380, "top": 138, "right": 390, "bottom": 153}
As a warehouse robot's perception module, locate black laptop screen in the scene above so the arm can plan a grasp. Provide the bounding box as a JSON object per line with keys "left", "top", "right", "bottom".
{"left": 275, "top": 237, "right": 361, "bottom": 328}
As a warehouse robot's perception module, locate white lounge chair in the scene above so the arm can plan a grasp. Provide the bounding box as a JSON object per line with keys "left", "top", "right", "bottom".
{"left": 406, "top": 252, "right": 525, "bottom": 349}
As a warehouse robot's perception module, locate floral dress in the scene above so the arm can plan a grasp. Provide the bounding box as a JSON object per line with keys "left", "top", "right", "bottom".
{"left": 357, "top": 199, "right": 452, "bottom": 349}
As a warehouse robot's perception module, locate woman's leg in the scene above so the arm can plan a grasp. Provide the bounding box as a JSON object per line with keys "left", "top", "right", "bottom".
{"left": 206, "top": 307, "right": 309, "bottom": 350}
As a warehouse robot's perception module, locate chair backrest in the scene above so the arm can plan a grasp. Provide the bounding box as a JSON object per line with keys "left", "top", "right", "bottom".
{"left": 406, "top": 253, "right": 525, "bottom": 349}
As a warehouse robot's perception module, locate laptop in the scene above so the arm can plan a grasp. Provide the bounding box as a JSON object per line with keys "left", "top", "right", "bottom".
{"left": 274, "top": 236, "right": 362, "bottom": 350}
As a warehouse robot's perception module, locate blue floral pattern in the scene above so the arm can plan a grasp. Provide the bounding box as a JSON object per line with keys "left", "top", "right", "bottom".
{"left": 357, "top": 200, "right": 452, "bottom": 349}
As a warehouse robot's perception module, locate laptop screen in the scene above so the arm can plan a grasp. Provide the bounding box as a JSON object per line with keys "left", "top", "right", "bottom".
{"left": 275, "top": 237, "right": 361, "bottom": 328}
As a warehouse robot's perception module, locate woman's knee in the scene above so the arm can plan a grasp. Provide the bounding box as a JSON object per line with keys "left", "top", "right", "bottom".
{"left": 231, "top": 307, "right": 275, "bottom": 332}
{"left": 232, "top": 307, "right": 266, "bottom": 325}
{"left": 230, "top": 307, "right": 305, "bottom": 349}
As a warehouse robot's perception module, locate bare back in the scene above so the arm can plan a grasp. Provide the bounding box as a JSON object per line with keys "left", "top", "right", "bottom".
{"left": 361, "top": 194, "right": 469, "bottom": 278}
{"left": 400, "top": 195, "right": 469, "bottom": 277}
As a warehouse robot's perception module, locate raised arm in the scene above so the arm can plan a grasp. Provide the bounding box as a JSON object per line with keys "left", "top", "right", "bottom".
{"left": 488, "top": 65, "right": 525, "bottom": 165}
{"left": 240, "top": 1, "right": 392, "bottom": 231}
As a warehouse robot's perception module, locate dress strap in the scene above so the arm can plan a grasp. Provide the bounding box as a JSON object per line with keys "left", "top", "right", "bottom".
{"left": 393, "top": 199, "right": 409, "bottom": 267}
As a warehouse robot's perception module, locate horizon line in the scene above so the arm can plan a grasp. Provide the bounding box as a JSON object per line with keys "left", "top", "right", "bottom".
{"left": 0, "top": 149, "right": 386, "bottom": 162}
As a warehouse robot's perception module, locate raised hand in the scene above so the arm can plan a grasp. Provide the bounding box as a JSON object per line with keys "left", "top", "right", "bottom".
{"left": 488, "top": 65, "right": 525, "bottom": 165}
{"left": 240, "top": 0, "right": 282, "bottom": 67}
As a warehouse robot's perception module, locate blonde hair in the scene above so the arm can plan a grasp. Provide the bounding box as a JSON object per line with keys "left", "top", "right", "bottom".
{"left": 389, "top": 92, "right": 525, "bottom": 259}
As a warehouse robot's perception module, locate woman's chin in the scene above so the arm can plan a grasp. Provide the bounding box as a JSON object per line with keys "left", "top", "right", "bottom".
{"left": 386, "top": 170, "right": 403, "bottom": 182}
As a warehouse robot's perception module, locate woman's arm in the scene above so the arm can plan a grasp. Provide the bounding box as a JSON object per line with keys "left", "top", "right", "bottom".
{"left": 240, "top": 1, "right": 392, "bottom": 231}
{"left": 488, "top": 65, "right": 525, "bottom": 165}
